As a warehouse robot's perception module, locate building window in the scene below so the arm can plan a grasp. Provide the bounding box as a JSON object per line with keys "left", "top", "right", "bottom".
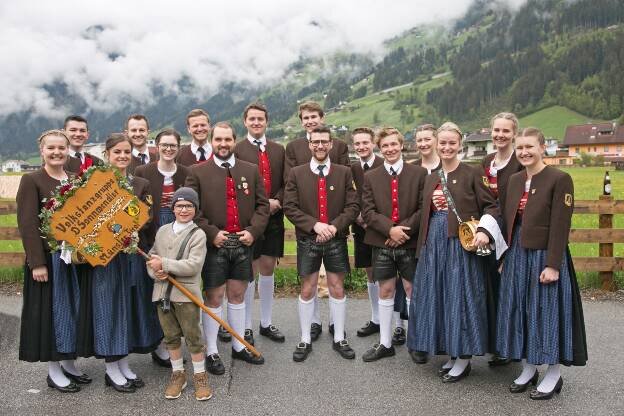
{"left": 575, "top": 147, "right": 580, "bottom": 153}
{"left": 594, "top": 147, "right": 597, "bottom": 152}
{"left": 604, "top": 146, "right": 609, "bottom": 152}
{"left": 559, "top": 159, "right": 567, "bottom": 165}
{"left": 618, "top": 146, "right": 622, "bottom": 152}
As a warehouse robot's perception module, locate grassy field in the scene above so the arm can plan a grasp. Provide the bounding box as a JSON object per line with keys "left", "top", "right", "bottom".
{"left": 519, "top": 106, "right": 600, "bottom": 141}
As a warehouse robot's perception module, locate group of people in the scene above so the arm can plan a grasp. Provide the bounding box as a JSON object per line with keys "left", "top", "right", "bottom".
{"left": 17, "top": 101, "right": 587, "bottom": 403}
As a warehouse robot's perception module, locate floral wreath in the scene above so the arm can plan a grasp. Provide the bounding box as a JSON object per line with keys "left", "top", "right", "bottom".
{"left": 39, "top": 165, "right": 140, "bottom": 256}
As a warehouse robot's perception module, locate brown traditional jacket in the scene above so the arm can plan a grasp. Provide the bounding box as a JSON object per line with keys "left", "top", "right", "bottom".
{"left": 503, "top": 166, "right": 573, "bottom": 269}
{"left": 283, "top": 162, "right": 359, "bottom": 239}
{"left": 129, "top": 175, "right": 153, "bottom": 249}
{"left": 411, "top": 158, "right": 442, "bottom": 173}
{"left": 480, "top": 152, "right": 523, "bottom": 204}
{"left": 64, "top": 152, "right": 104, "bottom": 174}
{"left": 362, "top": 162, "right": 427, "bottom": 248}
{"left": 185, "top": 158, "right": 269, "bottom": 244}
{"left": 177, "top": 144, "right": 212, "bottom": 167}
{"left": 284, "top": 137, "right": 350, "bottom": 177}
{"left": 351, "top": 156, "right": 384, "bottom": 237}
{"left": 234, "top": 139, "right": 286, "bottom": 203}
{"left": 128, "top": 148, "right": 159, "bottom": 175}
{"left": 417, "top": 162, "right": 499, "bottom": 253}
{"left": 133, "top": 162, "right": 190, "bottom": 246}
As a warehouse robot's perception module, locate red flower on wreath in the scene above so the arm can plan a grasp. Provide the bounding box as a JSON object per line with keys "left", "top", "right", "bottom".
{"left": 44, "top": 198, "right": 56, "bottom": 210}
{"left": 59, "top": 184, "right": 73, "bottom": 196}
{"left": 79, "top": 157, "right": 93, "bottom": 176}
{"left": 122, "top": 236, "right": 132, "bottom": 247}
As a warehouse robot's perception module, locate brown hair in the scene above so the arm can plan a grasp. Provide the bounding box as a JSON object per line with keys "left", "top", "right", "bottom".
{"left": 490, "top": 112, "right": 519, "bottom": 135}
{"left": 351, "top": 127, "right": 375, "bottom": 141}
{"left": 105, "top": 133, "right": 132, "bottom": 151}
{"left": 210, "top": 122, "right": 237, "bottom": 140}
{"left": 38, "top": 129, "right": 70, "bottom": 147}
{"left": 243, "top": 102, "right": 269, "bottom": 121}
{"left": 125, "top": 113, "right": 149, "bottom": 130}
{"left": 298, "top": 101, "right": 324, "bottom": 120}
{"left": 63, "top": 115, "right": 88, "bottom": 130}
{"left": 437, "top": 122, "right": 463, "bottom": 141}
{"left": 155, "top": 128, "right": 181, "bottom": 145}
{"left": 517, "top": 127, "right": 545, "bottom": 145}
{"left": 186, "top": 108, "right": 211, "bottom": 126}
{"left": 310, "top": 125, "right": 332, "bottom": 138}
{"left": 375, "top": 127, "right": 404, "bottom": 146}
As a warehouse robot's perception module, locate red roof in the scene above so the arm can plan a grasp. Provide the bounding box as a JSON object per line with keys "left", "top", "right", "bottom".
{"left": 563, "top": 123, "right": 624, "bottom": 146}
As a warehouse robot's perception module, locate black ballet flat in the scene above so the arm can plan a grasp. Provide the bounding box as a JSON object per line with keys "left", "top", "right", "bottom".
{"left": 104, "top": 373, "right": 136, "bottom": 393}
{"left": 62, "top": 369, "right": 92, "bottom": 384}
{"left": 441, "top": 363, "right": 471, "bottom": 383}
{"left": 47, "top": 375, "right": 81, "bottom": 393}
{"left": 509, "top": 370, "right": 539, "bottom": 393}
{"left": 529, "top": 377, "right": 563, "bottom": 400}
{"left": 128, "top": 376, "right": 145, "bottom": 388}
{"left": 438, "top": 366, "right": 452, "bottom": 377}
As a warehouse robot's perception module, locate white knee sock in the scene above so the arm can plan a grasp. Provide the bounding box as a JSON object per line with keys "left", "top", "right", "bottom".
{"left": 203, "top": 306, "right": 221, "bottom": 355}
{"left": 514, "top": 359, "right": 537, "bottom": 385}
{"left": 258, "top": 274, "right": 275, "bottom": 327}
{"left": 312, "top": 289, "right": 321, "bottom": 325}
{"left": 379, "top": 298, "right": 395, "bottom": 348}
{"left": 105, "top": 361, "right": 127, "bottom": 385}
{"left": 48, "top": 361, "right": 70, "bottom": 387}
{"left": 329, "top": 295, "right": 346, "bottom": 342}
{"left": 154, "top": 342, "right": 170, "bottom": 360}
{"left": 394, "top": 311, "right": 403, "bottom": 329}
{"left": 244, "top": 280, "right": 255, "bottom": 329}
{"left": 60, "top": 359, "right": 81, "bottom": 377}
{"left": 171, "top": 358, "right": 184, "bottom": 372}
{"left": 537, "top": 364, "right": 561, "bottom": 393}
{"left": 367, "top": 282, "right": 379, "bottom": 324}
{"left": 192, "top": 359, "right": 205, "bottom": 374}
{"left": 448, "top": 358, "right": 470, "bottom": 377}
{"left": 118, "top": 356, "right": 137, "bottom": 380}
{"left": 442, "top": 357, "right": 455, "bottom": 369}
{"left": 298, "top": 296, "right": 315, "bottom": 344}
{"left": 228, "top": 302, "right": 246, "bottom": 352}
{"left": 404, "top": 297, "right": 410, "bottom": 334}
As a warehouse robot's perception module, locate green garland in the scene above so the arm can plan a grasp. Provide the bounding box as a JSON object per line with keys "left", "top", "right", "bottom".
{"left": 39, "top": 165, "right": 137, "bottom": 254}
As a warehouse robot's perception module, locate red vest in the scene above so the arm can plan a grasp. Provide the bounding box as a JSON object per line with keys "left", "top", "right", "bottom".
{"left": 258, "top": 150, "right": 272, "bottom": 197}
{"left": 225, "top": 176, "right": 241, "bottom": 232}
{"left": 391, "top": 175, "right": 399, "bottom": 223}
{"left": 318, "top": 175, "right": 328, "bottom": 223}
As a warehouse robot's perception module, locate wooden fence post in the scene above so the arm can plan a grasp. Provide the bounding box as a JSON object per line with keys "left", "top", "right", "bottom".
{"left": 599, "top": 195, "right": 617, "bottom": 291}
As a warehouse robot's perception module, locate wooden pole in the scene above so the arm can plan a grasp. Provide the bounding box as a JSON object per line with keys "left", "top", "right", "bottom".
{"left": 136, "top": 248, "right": 262, "bottom": 357}
{"left": 598, "top": 195, "right": 617, "bottom": 291}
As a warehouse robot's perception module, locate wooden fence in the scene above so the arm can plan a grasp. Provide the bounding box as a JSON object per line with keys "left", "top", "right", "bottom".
{"left": 1, "top": 197, "right": 621, "bottom": 291}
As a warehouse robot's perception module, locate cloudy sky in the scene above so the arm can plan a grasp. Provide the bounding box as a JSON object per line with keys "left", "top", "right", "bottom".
{"left": 0, "top": 1, "right": 526, "bottom": 119}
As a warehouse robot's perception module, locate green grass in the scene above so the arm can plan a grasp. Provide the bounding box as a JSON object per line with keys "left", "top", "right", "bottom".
{"left": 519, "top": 106, "right": 600, "bottom": 141}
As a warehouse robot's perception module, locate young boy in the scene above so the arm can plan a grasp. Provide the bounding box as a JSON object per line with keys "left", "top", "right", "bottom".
{"left": 147, "top": 187, "right": 211, "bottom": 401}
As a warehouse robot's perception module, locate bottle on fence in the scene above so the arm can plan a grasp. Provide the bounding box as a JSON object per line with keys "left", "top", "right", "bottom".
{"left": 603, "top": 171, "right": 611, "bottom": 195}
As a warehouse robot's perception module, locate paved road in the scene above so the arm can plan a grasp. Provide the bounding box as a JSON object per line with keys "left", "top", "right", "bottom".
{"left": 1, "top": 295, "right": 623, "bottom": 415}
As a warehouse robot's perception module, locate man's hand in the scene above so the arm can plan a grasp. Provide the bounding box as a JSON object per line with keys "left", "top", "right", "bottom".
{"left": 539, "top": 266, "right": 560, "bottom": 284}
{"left": 32, "top": 265, "right": 48, "bottom": 282}
{"left": 384, "top": 238, "right": 400, "bottom": 248}
{"left": 269, "top": 199, "right": 282, "bottom": 215}
{"left": 146, "top": 255, "right": 163, "bottom": 273}
{"left": 389, "top": 225, "right": 410, "bottom": 245}
{"left": 213, "top": 230, "right": 228, "bottom": 248}
{"left": 316, "top": 225, "right": 338, "bottom": 243}
{"left": 236, "top": 230, "right": 255, "bottom": 246}
{"left": 313, "top": 222, "right": 334, "bottom": 241}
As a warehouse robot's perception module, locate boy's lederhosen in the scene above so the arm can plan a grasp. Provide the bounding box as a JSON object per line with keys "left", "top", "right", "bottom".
{"left": 361, "top": 163, "right": 427, "bottom": 282}
{"left": 185, "top": 158, "right": 270, "bottom": 288}
{"left": 234, "top": 139, "right": 286, "bottom": 259}
{"left": 283, "top": 163, "right": 359, "bottom": 276}
{"left": 351, "top": 156, "right": 384, "bottom": 268}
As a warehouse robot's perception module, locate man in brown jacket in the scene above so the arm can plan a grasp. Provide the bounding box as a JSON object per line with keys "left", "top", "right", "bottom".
{"left": 234, "top": 103, "right": 286, "bottom": 344}
{"left": 178, "top": 109, "right": 213, "bottom": 166}
{"left": 185, "top": 122, "right": 269, "bottom": 374}
{"left": 126, "top": 114, "right": 158, "bottom": 174}
{"left": 63, "top": 115, "right": 104, "bottom": 174}
{"left": 283, "top": 125, "right": 359, "bottom": 362}
{"left": 361, "top": 127, "right": 428, "bottom": 363}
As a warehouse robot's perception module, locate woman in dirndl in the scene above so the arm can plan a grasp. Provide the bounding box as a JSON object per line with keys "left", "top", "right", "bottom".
{"left": 496, "top": 127, "right": 587, "bottom": 399}
{"left": 17, "top": 129, "right": 91, "bottom": 392}
{"left": 407, "top": 122, "right": 507, "bottom": 382}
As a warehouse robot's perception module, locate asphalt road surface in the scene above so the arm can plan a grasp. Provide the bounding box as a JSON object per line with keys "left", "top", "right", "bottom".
{"left": 1, "top": 295, "right": 622, "bottom": 415}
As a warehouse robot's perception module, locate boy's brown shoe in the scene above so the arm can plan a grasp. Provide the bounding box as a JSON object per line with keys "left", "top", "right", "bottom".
{"left": 193, "top": 371, "right": 213, "bottom": 401}
{"left": 164, "top": 370, "right": 187, "bottom": 399}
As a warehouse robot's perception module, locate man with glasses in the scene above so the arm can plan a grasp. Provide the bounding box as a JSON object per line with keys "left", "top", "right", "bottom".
{"left": 283, "top": 125, "right": 359, "bottom": 362}
{"left": 63, "top": 115, "right": 104, "bottom": 174}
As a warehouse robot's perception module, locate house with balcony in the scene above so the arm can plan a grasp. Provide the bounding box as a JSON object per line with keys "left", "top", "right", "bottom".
{"left": 463, "top": 128, "right": 494, "bottom": 161}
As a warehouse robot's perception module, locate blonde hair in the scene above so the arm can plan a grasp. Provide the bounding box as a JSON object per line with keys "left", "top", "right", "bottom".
{"left": 38, "top": 129, "right": 70, "bottom": 147}
{"left": 490, "top": 112, "right": 519, "bottom": 135}
{"left": 437, "top": 122, "right": 463, "bottom": 140}
{"left": 375, "top": 127, "right": 404, "bottom": 146}
{"left": 186, "top": 108, "right": 211, "bottom": 126}
{"left": 517, "top": 127, "right": 545, "bottom": 145}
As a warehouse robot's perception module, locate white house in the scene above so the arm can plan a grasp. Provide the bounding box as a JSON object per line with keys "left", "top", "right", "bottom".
{"left": 1, "top": 160, "right": 27, "bottom": 173}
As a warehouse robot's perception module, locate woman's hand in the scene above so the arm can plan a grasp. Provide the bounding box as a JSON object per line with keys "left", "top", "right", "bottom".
{"left": 539, "top": 267, "right": 560, "bottom": 284}
{"left": 32, "top": 265, "right": 48, "bottom": 282}
{"left": 472, "top": 231, "right": 490, "bottom": 250}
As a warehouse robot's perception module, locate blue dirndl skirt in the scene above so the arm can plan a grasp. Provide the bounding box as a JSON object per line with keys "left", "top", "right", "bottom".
{"left": 496, "top": 223, "right": 588, "bottom": 366}
{"left": 128, "top": 253, "right": 163, "bottom": 352}
{"left": 51, "top": 252, "right": 80, "bottom": 354}
{"left": 159, "top": 206, "right": 175, "bottom": 228}
{"left": 407, "top": 211, "right": 488, "bottom": 357}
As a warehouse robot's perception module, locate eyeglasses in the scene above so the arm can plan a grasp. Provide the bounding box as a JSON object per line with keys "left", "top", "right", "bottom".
{"left": 310, "top": 140, "right": 331, "bottom": 147}
{"left": 174, "top": 204, "right": 195, "bottom": 211}
{"left": 159, "top": 143, "right": 179, "bottom": 150}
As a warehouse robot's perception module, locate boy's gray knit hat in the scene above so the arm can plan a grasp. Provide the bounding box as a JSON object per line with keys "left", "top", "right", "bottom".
{"left": 171, "top": 187, "right": 199, "bottom": 210}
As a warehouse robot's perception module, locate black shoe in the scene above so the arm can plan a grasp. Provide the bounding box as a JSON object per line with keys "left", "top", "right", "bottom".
{"left": 438, "top": 365, "right": 452, "bottom": 377}
{"left": 259, "top": 324, "right": 285, "bottom": 342}
{"left": 244, "top": 329, "right": 255, "bottom": 346}
{"left": 104, "top": 373, "right": 136, "bottom": 393}
{"left": 529, "top": 377, "right": 563, "bottom": 400}
{"left": 205, "top": 353, "right": 225, "bottom": 375}
{"left": 488, "top": 355, "right": 512, "bottom": 367}
{"left": 391, "top": 327, "right": 406, "bottom": 346}
{"left": 333, "top": 339, "right": 356, "bottom": 360}
{"left": 46, "top": 375, "right": 80, "bottom": 393}
{"left": 509, "top": 370, "right": 539, "bottom": 393}
{"left": 128, "top": 376, "right": 145, "bottom": 389}
{"left": 356, "top": 321, "right": 380, "bottom": 337}
{"left": 442, "top": 363, "right": 471, "bottom": 383}
{"left": 218, "top": 325, "right": 232, "bottom": 342}
{"left": 62, "top": 369, "right": 92, "bottom": 384}
{"left": 293, "top": 342, "right": 312, "bottom": 362}
{"left": 151, "top": 351, "right": 172, "bottom": 368}
{"left": 310, "top": 323, "right": 322, "bottom": 342}
{"left": 409, "top": 350, "right": 428, "bottom": 364}
{"left": 362, "top": 343, "right": 396, "bottom": 362}
{"left": 232, "top": 347, "right": 265, "bottom": 365}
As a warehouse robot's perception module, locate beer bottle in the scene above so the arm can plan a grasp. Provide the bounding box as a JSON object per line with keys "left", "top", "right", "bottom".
{"left": 604, "top": 171, "right": 611, "bottom": 195}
